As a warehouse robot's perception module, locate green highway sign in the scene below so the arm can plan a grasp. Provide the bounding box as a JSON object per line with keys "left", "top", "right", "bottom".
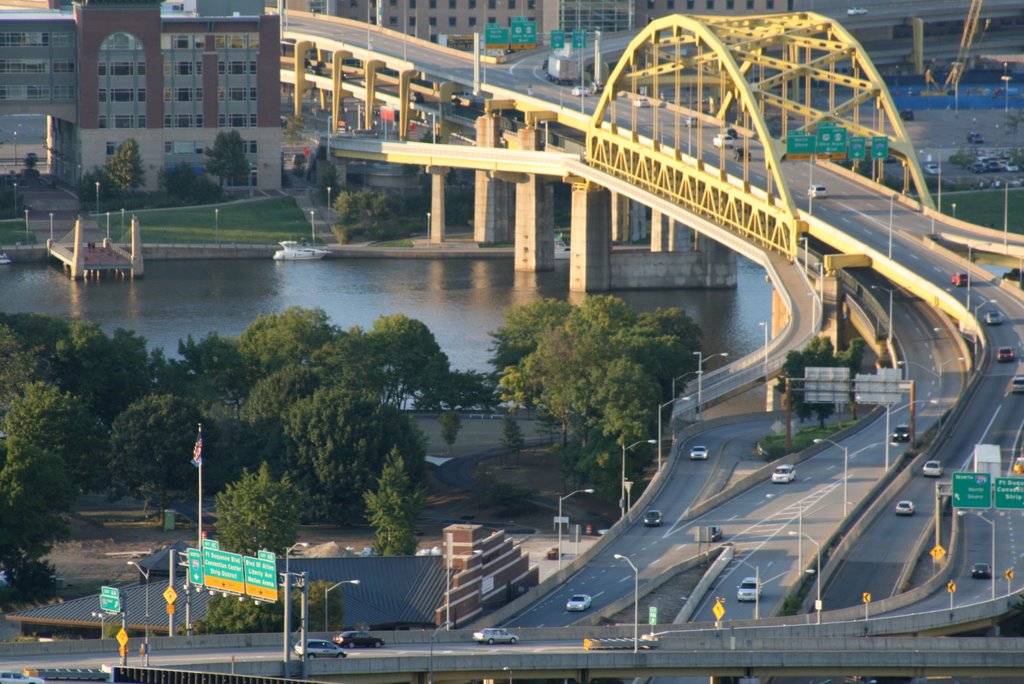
{"left": 995, "top": 477, "right": 1024, "bottom": 509}
{"left": 244, "top": 551, "right": 279, "bottom": 602}
{"left": 201, "top": 538, "right": 219, "bottom": 551}
{"left": 202, "top": 546, "right": 245, "bottom": 594}
{"left": 786, "top": 133, "right": 815, "bottom": 159}
{"left": 952, "top": 472, "right": 992, "bottom": 509}
{"left": 648, "top": 606, "right": 658, "bottom": 625}
{"left": 816, "top": 125, "right": 848, "bottom": 156}
{"left": 484, "top": 24, "right": 509, "bottom": 49}
{"left": 187, "top": 547, "right": 204, "bottom": 585}
{"left": 100, "top": 585, "right": 122, "bottom": 613}
{"left": 572, "top": 28, "right": 586, "bottom": 49}
{"left": 509, "top": 20, "right": 537, "bottom": 49}
{"left": 550, "top": 29, "right": 565, "bottom": 50}
{"left": 870, "top": 136, "right": 890, "bottom": 159}
{"left": 848, "top": 136, "right": 867, "bottom": 160}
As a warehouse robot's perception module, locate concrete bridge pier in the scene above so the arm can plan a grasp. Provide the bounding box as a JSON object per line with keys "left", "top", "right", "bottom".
{"left": 629, "top": 201, "right": 646, "bottom": 242}
{"left": 130, "top": 214, "right": 144, "bottom": 279}
{"left": 610, "top": 192, "right": 630, "bottom": 242}
{"left": 569, "top": 184, "right": 611, "bottom": 292}
{"left": 70, "top": 217, "right": 85, "bottom": 280}
{"left": 651, "top": 210, "right": 667, "bottom": 252}
{"left": 473, "top": 115, "right": 513, "bottom": 244}
{"left": 514, "top": 126, "right": 554, "bottom": 272}
{"left": 427, "top": 166, "right": 449, "bottom": 244}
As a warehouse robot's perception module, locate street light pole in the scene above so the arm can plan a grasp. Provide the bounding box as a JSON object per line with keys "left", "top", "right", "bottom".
{"left": 428, "top": 620, "right": 452, "bottom": 684}
{"left": 502, "top": 666, "right": 512, "bottom": 684}
{"left": 789, "top": 531, "right": 821, "bottom": 624}
{"left": 657, "top": 398, "right": 673, "bottom": 471}
{"left": 126, "top": 561, "right": 151, "bottom": 665}
{"left": 613, "top": 554, "right": 639, "bottom": 653}
{"left": 620, "top": 439, "right": 655, "bottom": 519}
{"left": 759, "top": 321, "right": 769, "bottom": 380}
{"left": 557, "top": 488, "right": 593, "bottom": 568}
{"left": 324, "top": 579, "right": 360, "bottom": 630}
{"left": 887, "top": 193, "right": 895, "bottom": 259}
{"left": 693, "top": 351, "right": 729, "bottom": 419}
{"left": 95, "top": 181, "right": 100, "bottom": 217}
{"left": 215, "top": 208, "right": 219, "bottom": 245}
{"left": 49, "top": 212, "right": 53, "bottom": 242}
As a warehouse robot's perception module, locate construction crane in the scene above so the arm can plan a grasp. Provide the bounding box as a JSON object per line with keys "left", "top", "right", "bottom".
{"left": 923, "top": 0, "right": 986, "bottom": 95}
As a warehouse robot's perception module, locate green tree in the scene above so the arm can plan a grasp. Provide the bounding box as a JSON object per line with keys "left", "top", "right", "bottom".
{"left": 489, "top": 299, "right": 574, "bottom": 372}
{"left": 334, "top": 190, "right": 393, "bottom": 235}
{"left": 104, "top": 139, "right": 145, "bottom": 192}
{"left": 215, "top": 463, "right": 302, "bottom": 556}
{"left": 0, "top": 442, "right": 76, "bottom": 598}
{"left": 205, "top": 130, "right": 249, "bottom": 186}
{"left": 193, "top": 594, "right": 283, "bottom": 634}
{"left": 310, "top": 579, "right": 346, "bottom": 631}
{"left": 108, "top": 394, "right": 204, "bottom": 517}
{"left": 779, "top": 336, "right": 864, "bottom": 427}
{"left": 167, "top": 333, "right": 252, "bottom": 415}
{"left": 500, "top": 415, "right": 524, "bottom": 467}
{"left": 317, "top": 163, "right": 339, "bottom": 207}
{"left": 0, "top": 323, "right": 38, "bottom": 407}
{"left": 364, "top": 314, "right": 451, "bottom": 409}
{"left": 159, "top": 163, "right": 224, "bottom": 204}
{"left": 363, "top": 449, "right": 425, "bottom": 556}
{"left": 238, "top": 306, "right": 339, "bottom": 375}
{"left": 438, "top": 410, "right": 462, "bottom": 457}
{"left": 2, "top": 381, "right": 109, "bottom": 493}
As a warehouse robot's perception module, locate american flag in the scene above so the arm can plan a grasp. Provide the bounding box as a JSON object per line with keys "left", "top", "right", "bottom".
{"left": 191, "top": 427, "right": 203, "bottom": 468}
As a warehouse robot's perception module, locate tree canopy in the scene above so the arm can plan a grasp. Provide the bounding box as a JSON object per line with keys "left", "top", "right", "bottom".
{"left": 214, "top": 463, "right": 302, "bottom": 556}
{"left": 205, "top": 130, "right": 250, "bottom": 186}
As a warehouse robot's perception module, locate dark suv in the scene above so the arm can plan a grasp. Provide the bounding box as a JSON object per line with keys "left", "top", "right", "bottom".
{"left": 891, "top": 425, "right": 910, "bottom": 443}
{"left": 643, "top": 510, "right": 664, "bottom": 527}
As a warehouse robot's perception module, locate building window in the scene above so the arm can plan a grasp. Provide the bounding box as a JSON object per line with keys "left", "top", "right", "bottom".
{"left": 98, "top": 89, "right": 107, "bottom": 102}
{"left": 98, "top": 115, "right": 107, "bottom": 129}
{"left": 508, "top": 0, "right": 515, "bottom": 7}
{"left": 429, "top": 0, "right": 436, "bottom": 6}
{"left": 106, "top": 142, "right": 118, "bottom": 155}
{"left": 448, "top": 0, "right": 456, "bottom": 7}
{"left": 138, "top": 115, "right": 146, "bottom": 128}
{"left": 53, "top": 60, "right": 75, "bottom": 73}
{"left": 726, "top": 0, "right": 733, "bottom": 6}
{"left": 706, "top": 0, "right": 713, "bottom": 8}
{"left": 487, "top": 0, "right": 495, "bottom": 7}
{"left": 388, "top": 16, "right": 398, "bottom": 25}
{"left": 428, "top": 16, "right": 436, "bottom": 25}
{"left": 114, "top": 115, "right": 133, "bottom": 129}
{"left": 766, "top": 0, "right": 774, "bottom": 6}
{"left": 746, "top": 0, "right": 753, "bottom": 7}
{"left": 448, "top": 16, "right": 456, "bottom": 25}
{"left": 468, "top": 16, "right": 476, "bottom": 25}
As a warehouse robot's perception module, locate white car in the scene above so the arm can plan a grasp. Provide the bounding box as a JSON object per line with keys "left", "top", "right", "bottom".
{"left": 566, "top": 593, "right": 593, "bottom": 611}
{"left": 712, "top": 134, "right": 735, "bottom": 149}
{"left": 571, "top": 85, "right": 591, "bottom": 97}
{"left": 736, "top": 577, "right": 761, "bottom": 602}
{"left": 0, "top": 674, "right": 46, "bottom": 684}
{"left": 922, "top": 460, "right": 943, "bottom": 477}
{"left": 924, "top": 163, "right": 939, "bottom": 175}
{"left": 771, "top": 464, "right": 796, "bottom": 483}
{"left": 689, "top": 445, "right": 709, "bottom": 460}
{"left": 293, "top": 639, "right": 346, "bottom": 658}
{"left": 895, "top": 500, "right": 915, "bottom": 516}
{"left": 632, "top": 97, "right": 652, "bottom": 108}
{"left": 846, "top": 7, "right": 867, "bottom": 15}
{"left": 808, "top": 184, "right": 828, "bottom": 198}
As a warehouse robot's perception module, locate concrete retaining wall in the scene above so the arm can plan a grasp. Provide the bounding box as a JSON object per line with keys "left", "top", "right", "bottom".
{"left": 610, "top": 249, "right": 736, "bottom": 290}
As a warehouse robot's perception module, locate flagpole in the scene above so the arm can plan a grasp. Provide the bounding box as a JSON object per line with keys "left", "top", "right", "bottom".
{"left": 196, "top": 423, "right": 203, "bottom": 547}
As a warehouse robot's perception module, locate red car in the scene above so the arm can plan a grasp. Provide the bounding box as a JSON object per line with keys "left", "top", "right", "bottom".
{"left": 952, "top": 272, "right": 969, "bottom": 287}
{"left": 997, "top": 346, "right": 1016, "bottom": 363}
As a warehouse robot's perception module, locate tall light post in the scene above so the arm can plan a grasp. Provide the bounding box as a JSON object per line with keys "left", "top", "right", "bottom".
{"left": 620, "top": 439, "right": 655, "bottom": 519}
{"left": 95, "top": 181, "right": 100, "bottom": 217}
{"left": 310, "top": 209, "right": 316, "bottom": 243}
{"left": 671, "top": 371, "right": 697, "bottom": 400}
{"left": 693, "top": 350, "right": 729, "bottom": 419}
{"left": 121, "top": 208, "right": 125, "bottom": 239}
{"left": 126, "top": 561, "right": 151, "bottom": 665}
{"left": 557, "top": 488, "right": 593, "bottom": 568}
{"left": 814, "top": 438, "right": 850, "bottom": 519}
{"left": 502, "top": 666, "right": 512, "bottom": 684}
{"left": 324, "top": 579, "right": 360, "bottom": 630}
{"left": 958, "top": 511, "right": 996, "bottom": 600}
{"left": 285, "top": 541, "right": 309, "bottom": 576}
{"left": 24, "top": 209, "right": 29, "bottom": 243}
{"left": 327, "top": 185, "right": 333, "bottom": 219}
{"left": 49, "top": 212, "right": 53, "bottom": 242}
{"left": 788, "top": 531, "right": 821, "bottom": 624}
{"left": 215, "top": 208, "right": 219, "bottom": 245}
{"left": 428, "top": 620, "right": 452, "bottom": 684}
{"left": 613, "top": 554, "right": 639, "bottom": 652}
{"left": 282, "top": 541, "right": 308, "bottom": 668}
{"left": 1002, "top": 64, "right": 1011, "bottom": 114}
{"left": 1004, "top": 175, "right": 1010, "bottom": 252}
{"left": 758, "top": 321, "right": 770, "bottom": 381}
{"left": 12, "top": 182, "right": 16, "bottom": 221}
{"left": 952, "top": 202, "right": 957, "bottom": 220}
{"left": 657, "top": 398, "right": 674, "bottom": 472}
{"left": 887, "top": 193, "right": 895, "bottom": 259}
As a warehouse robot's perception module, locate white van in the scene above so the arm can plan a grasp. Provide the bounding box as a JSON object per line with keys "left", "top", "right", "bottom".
{"left": 808, "top": 184, "right": 828, "bottom": 198}
{"left": 1012, "top": 376, "right": 1024, "bottom": 394}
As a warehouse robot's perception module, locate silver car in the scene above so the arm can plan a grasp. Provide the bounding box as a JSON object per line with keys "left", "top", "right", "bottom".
{"left": 472, "top": 627, "right": 518, "bottom": 644}
{"left": 293, "top": 639, "right": 346, "bottom": 658}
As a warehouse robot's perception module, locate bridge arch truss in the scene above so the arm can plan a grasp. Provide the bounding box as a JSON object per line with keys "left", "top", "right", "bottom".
{"left": 587, "top": 12, "right": 930, "bottom": 260}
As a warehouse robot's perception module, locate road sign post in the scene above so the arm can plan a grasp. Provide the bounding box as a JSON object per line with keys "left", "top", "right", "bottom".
{"left": 100, "top": 586, "right": 122, "bottom": 613}
{"left": 870, "top": 136, "right": 890, "bottom": 160}
{"left": 244, "top": 550, "right": 279, "bottom": 601}
{"left": 862, "top": 592, "right": 871, "bottom": 620}
{"left": 952, "top": 472, "right": 992, "bottom": 508}
{"left": 202, "top": 546, "right": 245, "bottom": 594}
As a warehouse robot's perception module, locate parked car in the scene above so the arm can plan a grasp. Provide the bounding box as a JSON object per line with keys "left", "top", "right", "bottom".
{"left": 333, "top": 630, "right": 385, "bottom": 648}
{"left": 643, "top": 509, "right": 664, "bottom": 527}
{"left": 736, "top": 577, "right": 761, "bottom": 601}
{"left": 971, "top": 562, "right": 992, "bottom": 579}
{"left": 1005, "top": 163, "right": 1020, "bottom": 173}
{"left": 571, "top": 85, "right": 591, "bottom": 97}
{"left": 294, "top": 639, "right": 346, "bottom": 658}
{"left": 997, "top": 346, "right": 1016, "bottom": 363}
{"left": 898, "top": 110, "right": 914, "bottom": 121}
{"left": 846, "top": 7, "right": 867, "bottom": 15}
{"left": 772, "top": 464, "right": 796, "bottom": 483}
{"left": 807, "top": 184, "right": 827, "bottom": 198}
{"left": 922, "top": 460, "right": 943, "bottom": 477}
{"left": 566, "top": 593, "right": 593, "bottom": 611}
{"left": 707, "top": 525, "right": 723, "bottom": 541}
{"left": 951, "top": 272, "right": 969, "bottom": 287}
{"left": 984, "top": 310, "right": 1005, "bottom": 325}
{"left": 986, "top": 160, "right": 1004, "bottom": 172}
{"left": 472, "top": 627, "right": 519, "bottom": 644}
{"left": 891, "top": 425, "right": 911, "bottom": 443}
{"left": 632, "top": 96, "right": 652, "bottom": 108}
{"left": 689, "top": 445, "right": 709, "bottom": 460}
{"left": 895, "top": 500, "right": 915, "bottom": 516}
{"left": 967, "top": 132, "right": 984, "bottom": 144}
{"left": 970, "top": 161, "right": 986, "bottom": 174}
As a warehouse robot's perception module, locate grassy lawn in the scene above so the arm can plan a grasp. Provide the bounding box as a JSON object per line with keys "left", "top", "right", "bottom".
{"left": 0, "top": 219, "right": 33, "bottom": 246}
{"left": 936, "top": 187, "right": 1024, "bottom": 233}
{"left": 134, "top": 197, "right": 317, "bottom": 244}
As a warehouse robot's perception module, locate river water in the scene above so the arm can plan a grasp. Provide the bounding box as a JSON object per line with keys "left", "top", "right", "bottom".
{"left": 0, "top": 256, "right": 773, "bottom": 373}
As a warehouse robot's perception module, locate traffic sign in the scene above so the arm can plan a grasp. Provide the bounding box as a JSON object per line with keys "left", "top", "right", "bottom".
{"left": 243, "top": 551, "right": 279, "bottom": 602}
{"left": 550, "top": 29, "right": 565, "bottom": 50}
{"left": 201, "top": 538, "right": 220, "bottom": 551}
{"left": 947, "top": 580, "right": 956, "bottom": 593}
{"left": 848, "top": 136, "right": 867, "bottom": 160}
{"left": 509, "top": 19, "right": 536, "bottom": 49}
{"left": 952, "top": 472, "right": 992, "bottom": 508}
{"left": 870, "top": 136, "right": 890, "bottom": 160}
{"left": 187, "top": 548, "right": 204, "bottom": 586}
{"left": 1005, "top": 569, "right": 1014, "bottom": 581}
{"left": 116, "top": 627, "right": 129, "bottom": 647}
{"left": 572, "top": 29, "right": 586, "bottom": 49}
{"left": 484, "top": 24, "right": 509, "bottom": 49}
{"left": 994, "top": 477, "right": 1024, "bottom": 509}
{"left": 163, "top": 586, "right": 178, "bottom": 605}
{"left": 786, "top": 133, "right": 815, "bottom": 159}
{"left": 862, "top": 592, "right": 871, "bottom": 603}
{"left": 648, "top": 606, "right": 658, "bottom": 625}
{"left": 712, "top": 598, "right": 725, "bottom": 621}
{"left": 816, "top": 125, "right": 848, "bottom": 156}
{"left": 930, "top": 544, "right": 946, "bottom": 561}
{"left": 100, "top": 586, "right": 121, "bottom": 613}
{"left": 202, "top": 546, "right": 245, "bottom": 594}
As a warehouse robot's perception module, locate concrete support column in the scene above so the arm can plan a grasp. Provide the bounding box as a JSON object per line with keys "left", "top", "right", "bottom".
{"left": 364, "top": 60, "right": 383, "bottom": 130}
{"left": 569, "top": 185, "right": 612, "bottom": 292}
{"left": 428, "top": 167, "right": 449, "bottom": 244}
{"left": 130, "top": 214, "right": 144, "bottom": 279}
{"left": 293, "top": 40, "right": 312, "bottom": 120}
{"left": 474, "top": 115, "right": 513, "bottom": 244}
{"left": 70, "top": 217, "right": 84, "bottom": 280}
{"left": 331, "top": 49, "right": 353, "bottom": 133}
{"left": 651, "top": 210, "right": 667, "bottom": 252}
{"left": 610, "top": 192, "right": 630, "bottom": 243}
{"left": 514, "top": 127, "right": 554, "bottom": 272}
{"left": 630, "top": 201, "right": 646, "bottom": 241}
{"left": 820, "top": 268, "right": 841, "bottom": 349}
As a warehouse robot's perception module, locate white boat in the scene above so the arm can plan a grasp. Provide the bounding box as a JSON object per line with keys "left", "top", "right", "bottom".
{"left": 272, "top": 241, "right": 329, "bottom": 261}
{"left": 554, "top": 235, "right": 570, "bottom": 260}
{"left": 0, "top": 252, "right": 11, "bottom": 265}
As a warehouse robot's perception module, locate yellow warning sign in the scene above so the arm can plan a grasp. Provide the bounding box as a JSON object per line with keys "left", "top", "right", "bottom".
{"left": 930, "top": 545, "right": 946, "bottom": 561}
{"left": 712, "top": 598, "right": 726, "bottom": 621}
{"left": 163, "top": 586, "right": 178, "bottom": 605}
{"left": 116, "top": 628, "right": 129, "bottom": 647}
{"left": 862, "top": 592, "right": 871, "bottom": 603}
